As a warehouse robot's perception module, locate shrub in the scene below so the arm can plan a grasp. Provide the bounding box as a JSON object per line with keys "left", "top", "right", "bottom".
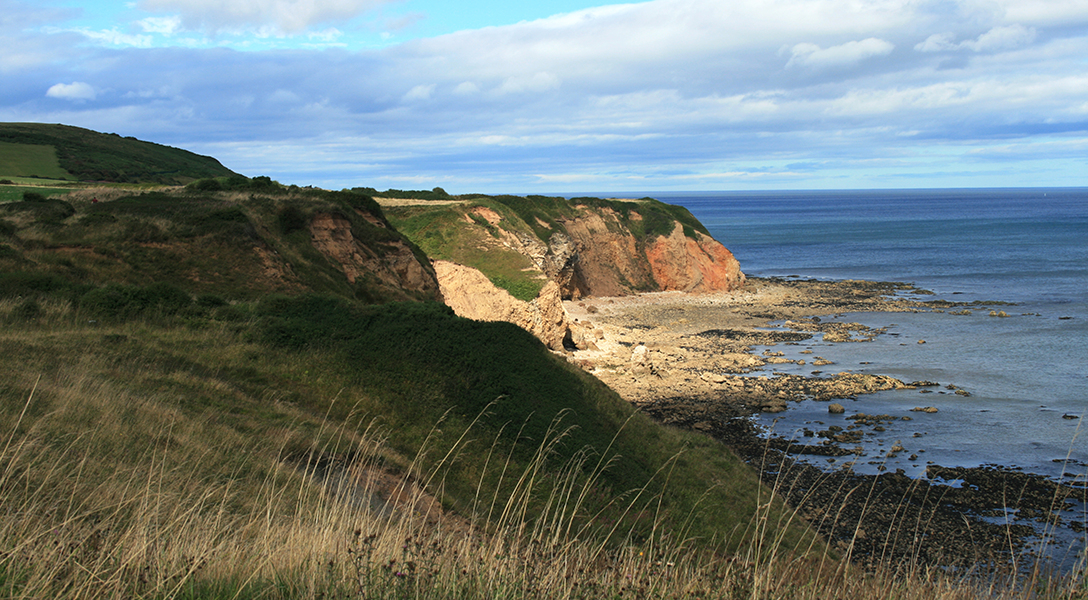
{"left": 80, "top": 282, "right": 191, "bottom": 320}
{"left": 122, "top": 219, "right": 168, "bottom": 243}
{"left": 22, "top": 191, "right": 46, "bottom": 202}
{"left": 196, "top": 293, "right": 228, "bottom": 308}
{"left": 78, "top": 212, "right": 118, "bottom": 226}
{"left": 0, "top": 272, "right": 79, "bottom": 299}
{"left": 188, "top": 178, "right": 222, "bottom": 192}
{"left": 277, "top": 205, "right": 309, "bottom": 234}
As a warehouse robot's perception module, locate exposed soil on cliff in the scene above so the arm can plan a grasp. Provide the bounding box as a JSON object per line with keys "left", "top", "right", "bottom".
{"left": 564, "top": 277, "right": 1087, "bottom": 572}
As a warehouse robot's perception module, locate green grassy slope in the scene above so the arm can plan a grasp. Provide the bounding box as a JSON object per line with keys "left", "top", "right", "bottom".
{"left": 0, "top": 181, "right": 817, "bottom": 561}
{"left": 0, "top": 141, "right": 70, "bottom": 180}
{"left": 0, "top": 123, "right": 238, "bottom": 184}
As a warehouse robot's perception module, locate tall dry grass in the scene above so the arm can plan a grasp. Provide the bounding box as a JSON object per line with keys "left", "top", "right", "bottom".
{"left": 2, "top": 367, "right": 1085, "bottom": 600}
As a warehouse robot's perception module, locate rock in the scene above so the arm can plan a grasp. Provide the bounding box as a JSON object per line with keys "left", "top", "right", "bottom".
{"left": 761, "top": 399, "right": 788, "bottom": 413}
{"left": 434, "top": 260, "right": 573, "bottom": 350}
{"left": 700, "top": 372, "right": 727, "bottom": 384}
{"left": 828, "top": 403, "right": 845, "bottom": 414}
{"left": 631, "top": 343, "right": 649, "bottom": 365}
{"left": 910, "top": 406, "right": 939, "bottom": 413}
{"left": 309, "top": 212, "right": 441, "bottom": 300}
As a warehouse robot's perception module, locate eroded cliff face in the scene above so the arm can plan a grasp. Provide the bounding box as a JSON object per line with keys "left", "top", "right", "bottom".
{"left": 558, "top": 206, "right": 745, "bottom": 298}
{"left": 645, "top": 224, "right": 745, "bottom": 293}
{"left": 310, "top": 212, "right": 441, "bottom": 301}
{"left": 434, "top": 260, "right": 572, "bottom": 350}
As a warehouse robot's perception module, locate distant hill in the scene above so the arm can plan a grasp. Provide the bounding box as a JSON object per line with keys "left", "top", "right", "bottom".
{"left": 0, "top": 122, "right": 238, "bottom": 184}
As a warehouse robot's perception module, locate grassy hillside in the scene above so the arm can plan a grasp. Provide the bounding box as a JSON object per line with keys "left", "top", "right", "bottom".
{"left": 0, "top": 123, "right": 238, "bottom": 184}
{"left": 2, "top": 180, "right": 1083, "bottom": 598}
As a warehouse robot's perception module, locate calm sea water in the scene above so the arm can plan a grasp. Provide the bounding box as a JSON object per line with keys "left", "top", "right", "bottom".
{"left": 647, "top": 188, "right": 1088, "bottom": 482}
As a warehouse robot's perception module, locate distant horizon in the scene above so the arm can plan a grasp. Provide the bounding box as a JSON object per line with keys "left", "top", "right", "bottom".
{"left": 541, "top": 186, "right": 1088, "bottom": 198}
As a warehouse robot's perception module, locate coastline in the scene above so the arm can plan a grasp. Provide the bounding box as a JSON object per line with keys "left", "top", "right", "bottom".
{"left": 564, "top": 277, "right": 1087, "bottom": 571}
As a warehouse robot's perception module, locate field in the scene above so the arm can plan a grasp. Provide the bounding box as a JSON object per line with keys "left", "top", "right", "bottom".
{"left": 0, "top": 141, "right": 72, "bottom": 180}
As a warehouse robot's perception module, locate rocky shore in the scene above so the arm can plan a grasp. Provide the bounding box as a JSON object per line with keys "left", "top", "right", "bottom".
{"left": 565, "top": 277, "right": 1087, "bottom": 571}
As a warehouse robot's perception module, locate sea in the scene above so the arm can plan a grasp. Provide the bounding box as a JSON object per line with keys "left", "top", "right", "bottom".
{"left": 559, "top": 187, "right": 1087, "bottom": 568}
{"left": 644, "top": 188, "right": 1088, "bottom": 484}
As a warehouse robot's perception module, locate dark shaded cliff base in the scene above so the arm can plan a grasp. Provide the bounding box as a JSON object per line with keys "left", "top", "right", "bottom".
{"left": 565, "top": 277, "right": 1088, "bottom": 571}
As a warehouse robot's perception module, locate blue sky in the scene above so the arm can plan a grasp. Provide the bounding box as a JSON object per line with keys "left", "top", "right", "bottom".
{"left": 3, "top": 0, "right": 1087, "bottom": 193}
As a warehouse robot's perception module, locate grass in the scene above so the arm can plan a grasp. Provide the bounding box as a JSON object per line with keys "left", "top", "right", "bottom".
{"left": 1, "top": 342, "right": 1083, "bottom": 599}
{"left": 384, "top": 200, "right": 546, "bottom": 302}
{"left": 0, "top": 184, "right": 78, "bottom": 202}
{"left": 0, "top": 141, "right": 72, "bottom": 180}
{"left": 0, "top": 123, "right": 237, "bottom": 184}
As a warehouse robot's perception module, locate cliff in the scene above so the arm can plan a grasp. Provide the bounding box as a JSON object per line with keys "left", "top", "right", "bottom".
{"left": 0, "top": 181, "right": 441, "bottom": 304}
{"left": 382, "top": 195, "right": 744, "bottom": 349}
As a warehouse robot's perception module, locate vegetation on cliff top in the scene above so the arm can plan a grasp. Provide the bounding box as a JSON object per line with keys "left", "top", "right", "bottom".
{"left": 0, "top": 123, "right": 238, "bottom": 184}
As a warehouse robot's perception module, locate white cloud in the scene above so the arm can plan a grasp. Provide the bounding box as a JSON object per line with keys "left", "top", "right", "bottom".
{"left": 138, "top": 16, "right": 182, "bottom": 35}
{"left": 999, "top": 0, "right": 1088, "bottom": 26}
{"left": 43, "top": 26, "right": 153, "bottom": 47}
{"left": 786, "top": 38, "right": 895, "bottom": 69}
{"left": 403, "top": 84, "right": 435, "bottom": 101}
{"left": 495, "top": 72, "right": 560, "bottom": 95}
{"left": 46, "top": 81, "right": 97, "bottom": 101}
{"left": 915, "top": 25, "right": 1036, "bottom": 53}
{"left": 963, "top": 24, "right": 1036, "bottom": 52}
{"left": 453, "top": 82, "right": 480, "bottom": 96}
{"left": 137, "top": 0, "right": 395, "bottom": 35}
{"left": 915, "top": 33, "right": 957, "bottom": 52}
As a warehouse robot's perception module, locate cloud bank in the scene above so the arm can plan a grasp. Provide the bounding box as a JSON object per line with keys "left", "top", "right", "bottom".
{"left": 3, "top": 0, "right": 1088, "bottom": 191}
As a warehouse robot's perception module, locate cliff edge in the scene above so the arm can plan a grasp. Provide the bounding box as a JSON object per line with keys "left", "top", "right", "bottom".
{"left": 382, "top": 195, "right": 744, "bottom": 349}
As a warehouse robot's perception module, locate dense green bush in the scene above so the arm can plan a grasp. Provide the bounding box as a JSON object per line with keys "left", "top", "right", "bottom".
{"left": 0, "top": 272, "right": 84, "bottom": 299}
{"left": 80, "top": 282, "right": 192, "bottom": 320}
{"left": 195, "top": 293, "right": 228, "bottom": 308}
{"left": 1, "top": 197, "right": 75, "bottom": 224}
{"left": 276, "top": 204, "right": 308, "bottom": 234}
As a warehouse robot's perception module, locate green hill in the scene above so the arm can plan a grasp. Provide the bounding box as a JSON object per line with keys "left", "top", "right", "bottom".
{"left": 0, "top": 123, "right": 238, "bottom": 184}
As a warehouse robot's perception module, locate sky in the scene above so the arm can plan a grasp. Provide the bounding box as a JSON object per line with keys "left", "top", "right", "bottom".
{"left": 2, "top": 0, "right": 1087, "bottom": 193}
